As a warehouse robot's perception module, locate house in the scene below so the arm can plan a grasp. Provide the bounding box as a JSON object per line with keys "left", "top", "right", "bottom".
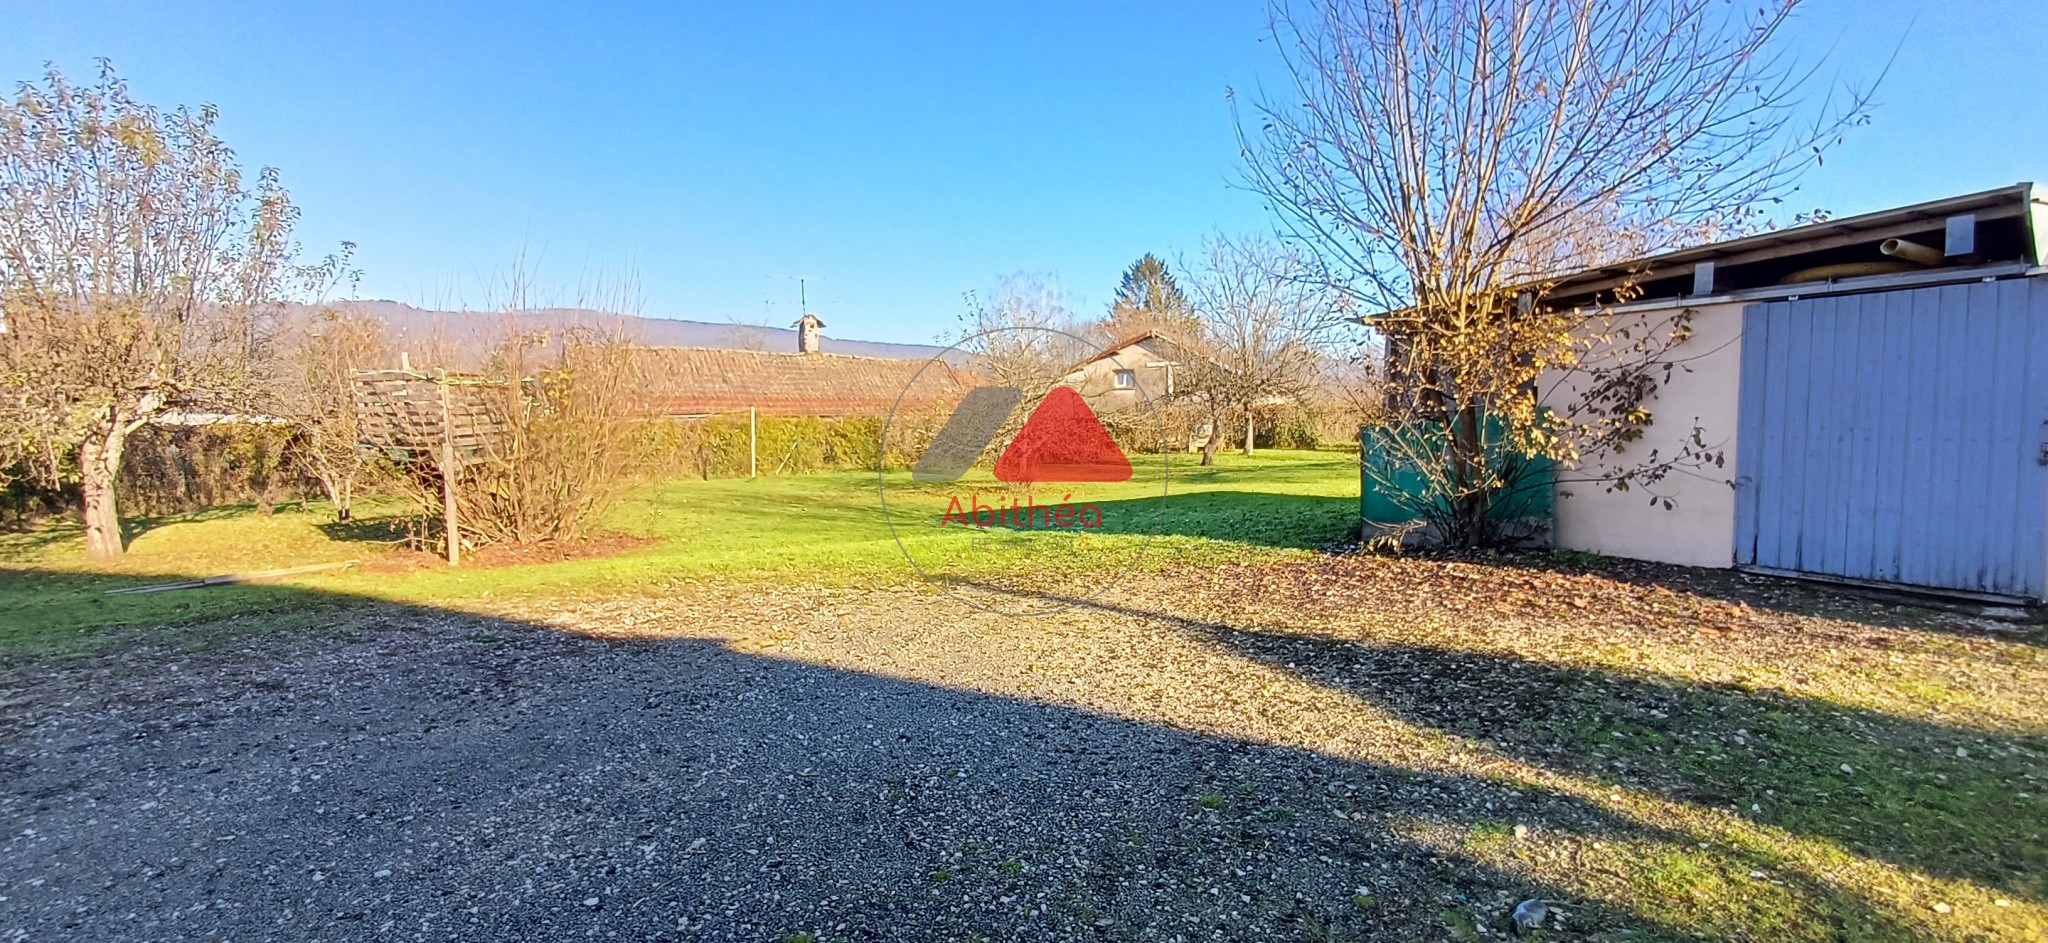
{"left": 1538, "top": 183, "right": 2048, "bottom": 602}
{"left": 1062, "top": 332, "right": 1198, "bottom": 405}
{"left": 1061, "top": 331, "right": 1216, "bottom": 448}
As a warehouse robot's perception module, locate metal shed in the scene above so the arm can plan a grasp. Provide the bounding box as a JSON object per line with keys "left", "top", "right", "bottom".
{"left": 1536, "top": 183, "right": 2048, "bottom": 602}
{"left": 1734, "top": 279, "right": 2048, "bottom": 600}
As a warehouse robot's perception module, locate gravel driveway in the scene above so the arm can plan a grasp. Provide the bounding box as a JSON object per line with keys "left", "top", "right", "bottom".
{"left": 4, "top": 557, "right": 2043, "bottom": 942}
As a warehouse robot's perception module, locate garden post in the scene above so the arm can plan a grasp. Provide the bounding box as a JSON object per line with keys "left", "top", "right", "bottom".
{"left": 437, "top": 373, "right": 460, "bottom": 566}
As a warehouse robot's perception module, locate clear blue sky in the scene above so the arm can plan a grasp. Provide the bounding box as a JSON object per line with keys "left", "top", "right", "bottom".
{"left": 1, "top": 1, "right": 2041, "bottom": 346}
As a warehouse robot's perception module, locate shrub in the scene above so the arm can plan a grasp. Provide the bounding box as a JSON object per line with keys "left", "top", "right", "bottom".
{"left": 629, "top": 411, "right": 946, "bottom": 481}
{"left": 118, "top": 422, "right": 308, "bottom": 517}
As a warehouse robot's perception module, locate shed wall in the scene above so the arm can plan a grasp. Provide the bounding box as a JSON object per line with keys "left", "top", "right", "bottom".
{"left": 1734, "top": 279, "right": 2048, "bottom": 599}
{"left": 1549, "top": 302, "right": 1745, "bottom": 568}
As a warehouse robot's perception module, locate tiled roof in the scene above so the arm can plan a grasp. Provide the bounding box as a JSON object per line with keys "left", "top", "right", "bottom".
{"left": 633, "top": 346, "right": 980, "bottom": 417}
{"left": 1075, "top": 331, "right": 1205, "bottom": 369}
{"left": 1077, "top": 331, "right": 1166, "bottom": 366}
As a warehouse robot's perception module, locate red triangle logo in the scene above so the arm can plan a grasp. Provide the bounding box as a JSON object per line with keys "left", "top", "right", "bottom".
{"left": 994, "top": 386, "right": 1133, "bottom": 482}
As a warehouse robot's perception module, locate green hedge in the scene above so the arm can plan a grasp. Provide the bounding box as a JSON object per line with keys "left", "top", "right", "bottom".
{"left": 630, "top": 413, "right": 941, "bottom": 480}
{"left": 3, "top": 422, "right": 319, "bottom": 527}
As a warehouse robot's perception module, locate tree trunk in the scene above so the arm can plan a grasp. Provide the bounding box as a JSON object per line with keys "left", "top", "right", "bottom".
{"left": 1449, "top": 404, "right": 1487, "bottom": 548}
{"left": 79, "top": 426, "right": 129, "bottom": 561}
{"left": 317, "top": 472, "right": 354, "bottom": 522}
{"left": 1200, "top": 413, "right": 1220, "bottom": 466}
{"left": 1242, "top": 409, "right": 1255, "bottom": 456}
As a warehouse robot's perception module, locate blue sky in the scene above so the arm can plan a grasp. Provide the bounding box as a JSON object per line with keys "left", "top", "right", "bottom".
{"left": 1, "top": 1, "right": 2041, "bottom": 346}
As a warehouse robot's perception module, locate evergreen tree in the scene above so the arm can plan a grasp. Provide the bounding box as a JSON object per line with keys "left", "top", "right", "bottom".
{"left": 1105, "top": 254, "right": 1195, "bottom": 340}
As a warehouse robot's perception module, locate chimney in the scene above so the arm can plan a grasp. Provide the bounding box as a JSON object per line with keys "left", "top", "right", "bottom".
{"left": 793, "top": 313, "right": 826, "bottom": 354}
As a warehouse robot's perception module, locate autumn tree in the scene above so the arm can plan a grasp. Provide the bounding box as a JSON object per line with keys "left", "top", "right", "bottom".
{"left": 1239, "top": 0, "right": 1870, "bottom": 545}
{"left": 1102, "top": 254, "right": 1198, "bottom": 342}
{"left": 0, "top": 64, "right": 334, "bottom": 559}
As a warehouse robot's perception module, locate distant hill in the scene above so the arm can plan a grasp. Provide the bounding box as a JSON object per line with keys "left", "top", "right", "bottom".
{"left": 324, "top": 301, "right": 956, "bottom": 365}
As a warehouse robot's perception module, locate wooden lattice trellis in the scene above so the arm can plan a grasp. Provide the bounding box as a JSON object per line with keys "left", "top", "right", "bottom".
{"left": 351, "top": 369, "right": 510, "bottom": 462}
{"left": 350, "top": 368, "right": 519, "bottom": 565}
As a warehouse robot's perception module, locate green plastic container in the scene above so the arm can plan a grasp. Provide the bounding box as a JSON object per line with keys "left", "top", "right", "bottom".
{"left": 1357, "top": 418, "right": 1553, "bottom": 527}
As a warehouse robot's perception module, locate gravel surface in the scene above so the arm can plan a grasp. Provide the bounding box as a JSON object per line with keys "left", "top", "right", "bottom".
{"left": 3, "top": 554, "right": 2043, "bottom": 942}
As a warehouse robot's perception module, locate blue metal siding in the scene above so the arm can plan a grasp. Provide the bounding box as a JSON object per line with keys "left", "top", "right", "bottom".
{"left": 1735, "top": 278, "right": 2048, "bottom": 599}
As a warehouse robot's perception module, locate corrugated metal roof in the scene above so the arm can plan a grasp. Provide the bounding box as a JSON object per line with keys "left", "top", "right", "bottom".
{"left": 1546, "top": 183, "right": 2042, "bottom": 300}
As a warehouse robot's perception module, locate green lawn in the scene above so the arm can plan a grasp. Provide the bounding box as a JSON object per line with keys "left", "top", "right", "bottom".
{"left": 0, "top": 449, "right": 1361, "bottom": 649}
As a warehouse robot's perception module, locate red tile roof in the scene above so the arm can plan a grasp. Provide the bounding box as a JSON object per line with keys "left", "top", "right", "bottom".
{"left": 633, "top": 346, "right": 980, "bottom": 417}
{"left": 1074, "top": 330, "right": 1203, "bottom": 368}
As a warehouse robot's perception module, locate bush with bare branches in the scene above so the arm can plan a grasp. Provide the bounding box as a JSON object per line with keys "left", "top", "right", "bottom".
{"left": 381, "top": 329, "right": 648, "bottom": 553}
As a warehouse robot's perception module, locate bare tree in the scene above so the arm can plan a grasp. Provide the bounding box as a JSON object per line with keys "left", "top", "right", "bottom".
{"left": 957, "top": 274, "right": 1094, "bottom": 394}
{"left": 718, "top": 311, "right": 778, "bottom": 352}
{"left": 1240, "top": 0, "right": 1871, "bottom": 545}
{"left": 1182, "top": 235, "right": 1341, "bottom": 465}
{"left": 278, "top": 307, "right": 387, "bottom": 522}
{"left": 0, "top": 63, "right": 332, "bottom": 559}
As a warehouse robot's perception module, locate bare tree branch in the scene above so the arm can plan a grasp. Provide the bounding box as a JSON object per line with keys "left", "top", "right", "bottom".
{"left": 1239, "top": 0, "right": 1871, "bottom": 546}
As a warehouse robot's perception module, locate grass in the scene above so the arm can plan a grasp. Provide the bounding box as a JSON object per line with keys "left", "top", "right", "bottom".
{"left": 0, "top": 449, "right": 1361, "bottom": 650}
{"left": 1155, "top": 554, "right": 2048, "bottom": 941}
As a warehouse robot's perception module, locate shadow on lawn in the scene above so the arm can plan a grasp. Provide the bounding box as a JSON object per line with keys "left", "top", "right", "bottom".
{"left": 117, "top": 502, "right": 285, "bottom": 543}
{"left": 916, "top": 491, "right": 1358, "bottom": 551}
{"left": 312, "top": 511, "right": 416, "bottom": 545}
{"left": 0, "top": 519, "right": 85, "bottom": 557}
{"left": 991, "top": 585, "right": 2048, "bottom": 908}
{"left": 8, "top": 502, "right": 406, "bottom": 558}
{"left": 1094, "top": 490, "right": 1358, "bottom": 549}
{"left": 0, "top": 571, "right": 1930, "bottom": 942}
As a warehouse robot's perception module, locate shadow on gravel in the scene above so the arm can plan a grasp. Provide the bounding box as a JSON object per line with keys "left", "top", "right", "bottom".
{"left": 0, "top": 574, "right": 1753, "bottom": 943}
{"left": 993, "top": 586, "right": 2048, "bottom": 912}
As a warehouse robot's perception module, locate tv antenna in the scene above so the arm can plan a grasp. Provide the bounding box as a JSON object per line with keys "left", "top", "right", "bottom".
{"left": 761, "top": 274, "right": 822, "bottom": 319}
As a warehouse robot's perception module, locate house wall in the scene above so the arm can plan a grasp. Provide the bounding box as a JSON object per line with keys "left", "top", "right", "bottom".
{"left": 1547, "top": 301, "right": 1745, "bottom": 569}
{"left": 1064, "top": 339, "right": 1178, "bottom": 414}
